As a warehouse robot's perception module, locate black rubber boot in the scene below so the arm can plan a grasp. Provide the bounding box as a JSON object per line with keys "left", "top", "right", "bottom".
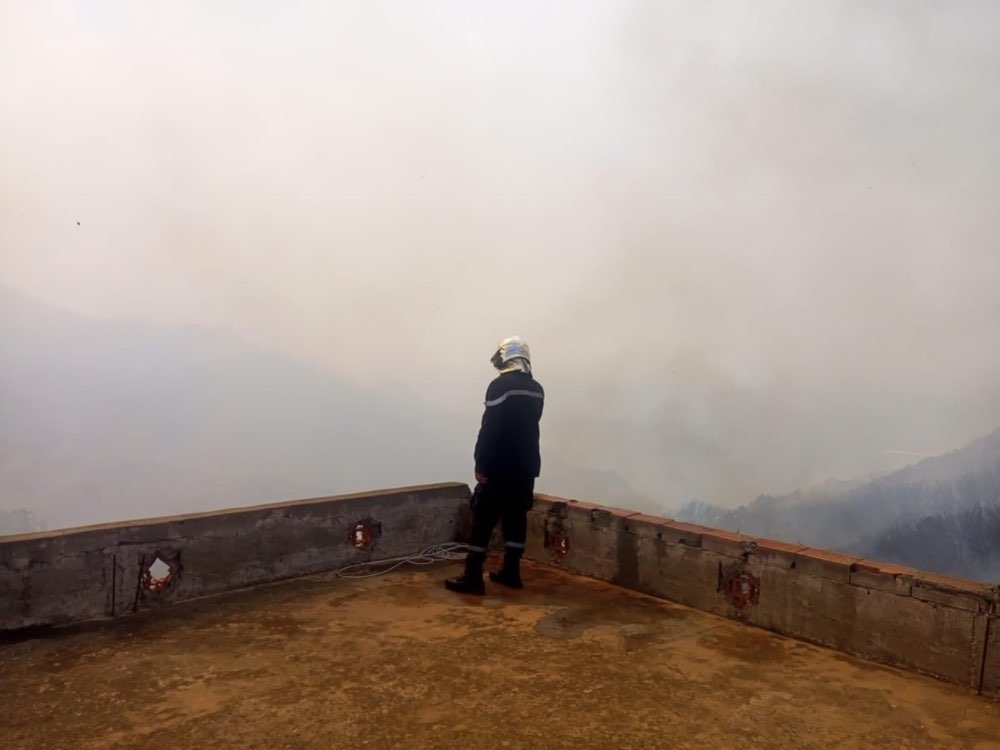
{"left": 489, "top": 551, "right": 524, "bottom": 590}
{"left": 445, "top": 553, "right": 486, "bottom": 596}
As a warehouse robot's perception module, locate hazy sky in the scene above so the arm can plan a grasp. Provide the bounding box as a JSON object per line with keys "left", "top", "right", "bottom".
{"left": 3, "top": 1, "right": 999, "bottom": 506}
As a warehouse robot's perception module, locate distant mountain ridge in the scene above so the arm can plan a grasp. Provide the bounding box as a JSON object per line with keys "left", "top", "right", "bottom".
{"left": 873, "top": 428, "right": 1000, "bottom": 486}
{"left": 674, "top": 426, "right": 1000, "bottom": 580}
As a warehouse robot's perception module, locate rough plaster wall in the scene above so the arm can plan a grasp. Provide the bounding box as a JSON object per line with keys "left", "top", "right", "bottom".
{"left": 981, "top": 619, "right": 1000, "bottom": 695}
{"left": 0, "top": 482, "right": 470, "bottom": 631}
{"left": 521, "top": 494, "right": 1000, "bottom": 696}
{"left": 6, "top": 481, "right": 1000, "bottom": 698}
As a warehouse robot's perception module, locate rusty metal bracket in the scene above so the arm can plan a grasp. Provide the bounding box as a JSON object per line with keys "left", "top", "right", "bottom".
{"left": 350, "top": 519, "right": 381, "bottom": 551}
{"left": 723, "top": 570, "right": 761, "bottom": 609}
{"left": 547, "top": 531, "right": 570, "bottom": 561}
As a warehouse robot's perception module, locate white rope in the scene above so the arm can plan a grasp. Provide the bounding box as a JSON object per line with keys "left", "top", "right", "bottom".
{"left": 335, "top": 542, "right": 471, "bottom": 579}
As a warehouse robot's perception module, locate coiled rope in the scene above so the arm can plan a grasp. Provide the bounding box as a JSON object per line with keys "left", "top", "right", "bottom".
{"left": 335, "top": 542, "right": 470, "bottom": 579}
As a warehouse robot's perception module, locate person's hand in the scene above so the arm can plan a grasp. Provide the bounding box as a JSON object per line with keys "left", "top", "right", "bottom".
{"left": 475, "top": 471, "right": 488, "bottom": 485}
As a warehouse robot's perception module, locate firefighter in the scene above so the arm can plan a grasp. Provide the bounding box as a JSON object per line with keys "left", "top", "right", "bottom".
{"left": 445, "top": 336, "right": 544, "bottom": 595}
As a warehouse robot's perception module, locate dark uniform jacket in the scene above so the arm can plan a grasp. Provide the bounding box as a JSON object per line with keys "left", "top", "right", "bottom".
{"left": 473, "top": 370, "right": 544, "bottom": 481}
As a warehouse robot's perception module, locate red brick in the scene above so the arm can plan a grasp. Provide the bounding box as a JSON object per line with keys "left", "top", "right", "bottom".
{"left": 754, "top": 538, "right": 807, "bottom": 554}
{"left": 852, "top": 560, "right": 881, "bottom": 575}
{"left": 628, "top": 512, "right": 673, "bottom": 525}
{"left": 750, "top": 538, "right": 806, "bottom": 569}
{"left": 624, "top": 513, "right": 674, "bottom": 539}
{"left": 562, "top": 503, "right": 639, "bottom": 528}
{"left": 605, "top": 506, "right": 642, "bottom": 519}
{"left": 534, "top": 493, "right": 589, "bottom": 509}
{"left": 850, "top": 560, "right": 920, "bottom": 577}
{"left": 667, "top": 520, "right": 716, "bottom": 533}
{"left": 915, "top": 571, "right": 996, "bottom": 596}
{"left": 911, "top": 571, "right": 997, "bottom": 612}
{"left": 700, "top": 529, "right": 754, "bottom": 558}
{"left": 911, "top": 585, "right": 990, "bottom": 612}
{"left": 563, "top": 499, "right": 603, "bottom": 511}
{"left": 562, "top": 500, "right": 637, "bottom": 515}
{"left": 659, "top": 521, "right": 709, "bottom": 547}
{"left": 849, "top": 559, "right": 916, "bottom": 595}
{"left": 581, "top": 504, "right": 641, "bottom": 521}
{"left": 540, "top": 495, "right": 638, "bottom": 517}
{"left": 534, "top": 495, "right": 609, "bottom": 519}
{"left": 861, "top": 561, "right": 919, "bottom": 577}
{"left": 534, "top": 492, "right": 563, "bottom": 503}
{"left": 794, "top": 548, "right": 862, "bottom": 582}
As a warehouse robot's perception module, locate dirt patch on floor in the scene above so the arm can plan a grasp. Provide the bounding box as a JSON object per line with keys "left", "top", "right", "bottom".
{"left": 2, "top": 560, "right": 999, "bottom": 750}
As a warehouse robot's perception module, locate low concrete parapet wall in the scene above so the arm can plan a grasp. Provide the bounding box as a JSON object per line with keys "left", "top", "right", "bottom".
{"left": 522, "top": 494, "right": 1000, "bottom": 697}
{"left": 0, "top": 482, "right": 470, "bottom": 632}
{"left": 8, "top": 480, "right": 999, "bottom": 697}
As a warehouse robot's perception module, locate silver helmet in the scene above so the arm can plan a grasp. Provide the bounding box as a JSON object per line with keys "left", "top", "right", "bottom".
{"left": 490, "top": 336, "right": 531, "bottom": 373}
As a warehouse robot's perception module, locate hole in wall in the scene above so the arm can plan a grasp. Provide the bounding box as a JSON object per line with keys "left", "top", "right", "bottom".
{"left": 722, "top": 570, "right": 760, "bottom": 609}
{"left": 550, "top": 532, "right": 570, "bottom": 560}
{"left": 142, "top": 556, "right": 174, "bottom": 593}
{"left": 353, "top": 524, "right": 370, "bottom": 549}
{"left": 350, "top": 520, "right": 379, "bottom": 551}
{"left": 149, "top": 558, "right": 170, "bottom": 581}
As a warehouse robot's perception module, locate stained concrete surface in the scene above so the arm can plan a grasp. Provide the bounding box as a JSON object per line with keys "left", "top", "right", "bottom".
{"left": 2, "top": 561, "right": 999, "bottom": 750}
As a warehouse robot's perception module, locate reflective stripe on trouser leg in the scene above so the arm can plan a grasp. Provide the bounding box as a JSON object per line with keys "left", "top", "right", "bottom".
{"left": 500, "top": 505, "right": 529, "bottom": 548}
{"left": 463, "top": 545, "right": 487, "bottom": 579}
{"left": 503, "top": 541, "right": 525, "bottom": 573}
{"left": 501, "top": 540, "right": 524, "bottom": 579}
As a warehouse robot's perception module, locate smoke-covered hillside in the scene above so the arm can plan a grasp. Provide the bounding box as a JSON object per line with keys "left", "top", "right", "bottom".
{"left": 866, "top": 502, "right": 1000, "bottom": 583}
{"left": 675, "top": 427, "right": 1000, "bottom": 581}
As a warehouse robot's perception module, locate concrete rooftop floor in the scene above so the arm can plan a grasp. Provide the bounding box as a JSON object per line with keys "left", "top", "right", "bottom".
{"left": 2, "top": 560, "right": 1000, "bottom": 750}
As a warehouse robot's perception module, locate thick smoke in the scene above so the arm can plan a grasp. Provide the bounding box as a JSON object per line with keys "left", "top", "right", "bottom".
{"left": 1, "top": 1, "right": 999, "bottom": 527}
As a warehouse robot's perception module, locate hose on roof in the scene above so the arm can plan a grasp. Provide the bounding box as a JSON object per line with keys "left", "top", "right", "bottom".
{"left": 335, "top": 542, "right": 470, "bottom": 579}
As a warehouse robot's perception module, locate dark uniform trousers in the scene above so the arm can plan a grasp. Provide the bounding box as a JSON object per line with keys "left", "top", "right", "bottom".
{"left": 465, "top": 477, "right": 535, "bottom": 574}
